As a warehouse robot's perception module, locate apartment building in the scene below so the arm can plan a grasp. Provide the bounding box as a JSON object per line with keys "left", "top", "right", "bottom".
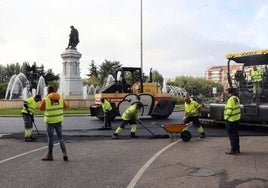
{"left": 205, "top": 65, "right": 252, "bottom": 88}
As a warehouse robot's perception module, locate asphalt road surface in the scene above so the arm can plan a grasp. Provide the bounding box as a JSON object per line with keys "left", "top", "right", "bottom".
{"left": 0, "top": 112, "right": 267, "bottom": 188}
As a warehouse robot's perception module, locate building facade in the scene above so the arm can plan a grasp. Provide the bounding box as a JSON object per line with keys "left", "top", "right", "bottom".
{"left": 205, "top": 65, "right": 253, "bottom": 88}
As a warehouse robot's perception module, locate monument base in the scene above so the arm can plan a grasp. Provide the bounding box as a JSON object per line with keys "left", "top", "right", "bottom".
{"left": 59, "top": 49, "right": 83, "bottom": 99}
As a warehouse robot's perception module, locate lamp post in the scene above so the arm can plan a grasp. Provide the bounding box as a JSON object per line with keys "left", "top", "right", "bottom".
{"left": 140, "top": 0, "right": 143, "bottom": 80}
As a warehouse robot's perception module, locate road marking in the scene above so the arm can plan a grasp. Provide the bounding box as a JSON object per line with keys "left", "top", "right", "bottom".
{"left": 127, "top": 140, "right": 180, "bottom": 188}
{"left": 0, "top": 143, "right": 59, "bottom": 164}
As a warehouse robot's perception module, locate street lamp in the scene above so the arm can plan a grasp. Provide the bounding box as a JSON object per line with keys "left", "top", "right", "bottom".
{"left": 140, "top": 0, "right": 143, "bottom": 80}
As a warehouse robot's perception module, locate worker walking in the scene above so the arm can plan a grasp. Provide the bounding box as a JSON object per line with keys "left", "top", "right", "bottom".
{"left": 21, "top": 95, "right": 42, "bottom": 142}
{"left": 101, "top": 98, "right": 113, "bottom": 129}
{"left": 224, "top": 88, "right": 241, "bottom": 155}
{"left": 39, "top": 85, "right": 69, "bottom": 161}
{"left": 182, "top": 95, "right": 206, "bottom": 138}
{"left": 112, "top": 102, "right": 143, "bottom": 139}
{"left": 250, "top": 65, "right": 263, "bottom": 102}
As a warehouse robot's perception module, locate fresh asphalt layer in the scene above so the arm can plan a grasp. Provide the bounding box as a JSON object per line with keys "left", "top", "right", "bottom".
{"left": 0, "top": 112, "right": 267, "bottom": 188}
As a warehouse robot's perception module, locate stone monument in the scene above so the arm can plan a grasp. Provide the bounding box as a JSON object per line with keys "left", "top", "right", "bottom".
{"left": 60, "top": 49, "right": 83, "bottom": 98}
{"left": 59, "top": 26, "right": 83, "bottom": 98}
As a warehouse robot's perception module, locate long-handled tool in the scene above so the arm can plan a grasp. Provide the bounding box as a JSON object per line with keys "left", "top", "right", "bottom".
{"left": 138, "top": 122, "right": 155, "bottom": 136}
{"left": 32, "top": 121, "right": 41, "bottom": 135}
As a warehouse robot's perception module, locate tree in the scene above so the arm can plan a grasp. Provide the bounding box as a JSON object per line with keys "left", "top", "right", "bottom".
{"left": 87, "top": 60, "right": 98, "bottom": 77}
{"left": 44, "top": 69, "right": 59, "bottom": 84}
{"left": 21, "top": 62, "right": 32, "bottom": 78}
{"left": 86, "top": 60, "right": 100, "bottom": 86}
{"left": 0, "top": 62, "right": 59, "bottom": 99}
{"left": 6, "top": 63, "right": 20, "bottom": 79}
{"left": 167, "top": 76, "right": 224, "bottom": 97}
{"left": 151, "top": 70, "right": 164, "bottom": 87}
{"left": 98, "top": 60, "right": 121, "bottom": 85}
{"left": 0, "top": 65, "right": 6, "bottom": 82}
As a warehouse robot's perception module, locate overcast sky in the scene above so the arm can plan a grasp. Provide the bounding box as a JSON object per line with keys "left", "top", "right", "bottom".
{"left": 1, "top": 0, "right": 268, "bottom": 79}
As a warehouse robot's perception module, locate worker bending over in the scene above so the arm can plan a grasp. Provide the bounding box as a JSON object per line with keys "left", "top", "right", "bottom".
{"left": 182, "top": 95, "right": 206, "bottom": 138}
{"left": 112, "top": 102, "right": 143, "bottom": 139}
{"left": 21, "top": 95, "right": 42, "bottom": 142}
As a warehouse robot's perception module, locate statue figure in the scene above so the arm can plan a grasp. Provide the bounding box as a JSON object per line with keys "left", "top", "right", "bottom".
{"left": 66, "top": 25, "right": 79, "bottom": 49}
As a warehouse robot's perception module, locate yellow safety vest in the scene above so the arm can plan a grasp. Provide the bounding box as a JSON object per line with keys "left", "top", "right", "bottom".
{"left": 224, "top": 95, "right": 241, "bottom": 122}
{"left": 184, "top": 100, "right": 200, "bottom": 117}
{"left": 44, "top": 97, "right": 64, "bottom": 124}
{"left": 251, "top": 69, "right": 262, "bottom": 82}
{"left": 102, "top": 99, "right": 112, "bottom": 111}
{"left": 122, "top": 105, "right": 139, "bottom": 121}
{"left": 21, "top": 97, "right": 37, "bottom": 115}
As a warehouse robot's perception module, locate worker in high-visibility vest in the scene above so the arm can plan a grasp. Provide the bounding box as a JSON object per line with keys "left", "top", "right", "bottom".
{"left": 182, "top": 95, "right": 206, "bottom": 138}
{"left": 224, "top": 88, "right": 241, "bottom": 155}
{"left": 39, "top": 85, "right": 69, "bottom": 161}
{"left": 250, "top": 65, "right": 263, "bottom": 101}
{"left": 21, "top": 95, "right": 42, "bottom": 142}
{"left": 112, "top": 102, "right": 143, "bottom": 139}
{"left": 101, "top": 98, "right": 113, "bottom": 129}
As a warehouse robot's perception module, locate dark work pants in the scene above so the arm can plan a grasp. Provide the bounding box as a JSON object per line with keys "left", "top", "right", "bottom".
{"left": 225, "top": 121, "right": 240, "bottom": 152}
{"left": 104, "top": 111, "right": 112, "bottom": 128}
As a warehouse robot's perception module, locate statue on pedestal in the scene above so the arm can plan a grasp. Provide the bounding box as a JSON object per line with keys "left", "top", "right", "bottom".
{"left": 66, "top": 25, "right": 79, "bottom": 50}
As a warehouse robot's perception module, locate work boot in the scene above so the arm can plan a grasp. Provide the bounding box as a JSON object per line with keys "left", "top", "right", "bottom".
{"left": 200, "top": 132, "right": 206, "bottom": 138}
{"left": 107, "top": 124, "right": 112, "bottom": 130}
{"left": 25, "top": 137, "right": 32, "bottom": 142}
{"left": 62, "top": 151, "right": 68, "bottom": 161}
{"left": 102, "top": 126, "right": 112, "bottom": 130}
{"left": 42, "top": 154, "right": 53, "bottom": 161}
{"left": 112, "top": 133, "right": 119, "bottom": 139}
{"left": 25, "top": 136, "right": 36, "bottom": 142}
{"left": 130, "top": 132, "right": 138, "bottom": 139}
{"left": 225, "top": 150, "right": 237, "bottom": 155}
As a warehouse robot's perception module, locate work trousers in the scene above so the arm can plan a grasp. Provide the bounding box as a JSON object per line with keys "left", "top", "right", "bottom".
{"left": 184, "top": 116, "right": 201, "bottom": 128}
{"left": 104, "top": 111, "right": 112, "bottom": 127}
{"left": 225, "top": 121, "right": 240, "bottom": 153}
{"left": 46, "top": 122, "right": 67, "bottom": 154}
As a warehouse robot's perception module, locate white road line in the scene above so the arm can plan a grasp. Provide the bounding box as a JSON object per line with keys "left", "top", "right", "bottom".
{"left": 127, "top": 140, "right": 180, "bottom": 188}
{"left": 0, "top": 143, "right": 59, "bottom": 164}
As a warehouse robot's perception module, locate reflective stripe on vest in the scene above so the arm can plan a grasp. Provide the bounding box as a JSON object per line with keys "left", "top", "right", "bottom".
{"left": 224, "top": 95, "right": 241, "bottom": 122}
{"left": 184, "top": 100, "right": 200, "bottom": 117}
{"left": 21, "top": 97, "right": 37, "bottom": 115}
{"left": 44, "top": 97, "right": 64, "bottom": 123}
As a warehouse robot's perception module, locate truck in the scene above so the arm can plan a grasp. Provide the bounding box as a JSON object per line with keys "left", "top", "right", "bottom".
{"left": 90, "top": 67, "right": 175, "bottom": 120}
{"left": 201, "top": 48, "right": 268, "bottom": 125}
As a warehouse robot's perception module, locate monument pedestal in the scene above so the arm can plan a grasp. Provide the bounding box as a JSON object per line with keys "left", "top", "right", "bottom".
{"left": 60, "top": 49, "right": 83, "bottom": 99}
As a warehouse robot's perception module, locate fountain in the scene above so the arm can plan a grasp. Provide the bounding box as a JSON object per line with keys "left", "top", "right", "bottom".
{"left": 82, "top": 84, "right": 98, "bottom": 99}
{"left": 165, "top": 85, "right": 187, "bottom": 97}
{"left": 5, "top": 73, "right": 47, "bottom": 100}
{"left": 87, "top": 75, "right": 186, "bottom": 97}
{"left": 36, "top": 76, "right": 47, "bottom": 98}
{"left": 105, "top": 75, "right": 115, "bottom": 87}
